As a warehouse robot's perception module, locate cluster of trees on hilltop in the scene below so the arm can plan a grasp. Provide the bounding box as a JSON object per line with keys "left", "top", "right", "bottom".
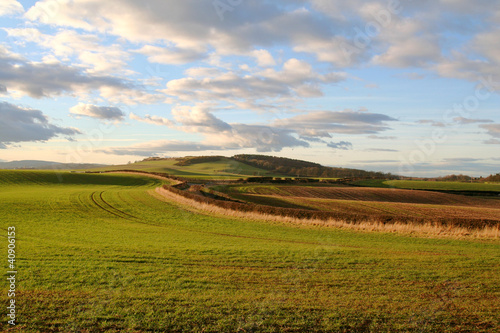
{"left": 232, "top": 154, "right": 394, "bottom": 179}
{"left": 232, "top": 154, "right": 320, "bottom": 171}
{"left": 425, "top": 173, "right": 500, "bottom": 183}
{"left": 174, "top": 156, "right": 224, "bottom": 166}
{"left": 483, "top": 173, "right": 500, "bottom": 182}
{"left": 434, "top": 174, "right": 473, "bottom": 182}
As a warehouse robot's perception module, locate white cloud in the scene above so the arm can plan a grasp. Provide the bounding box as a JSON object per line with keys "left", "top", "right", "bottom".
{"left": 129, "top": 113, "right": 175, "bottom": 127}
{"left": 135, "top": 44, "right": 208, "bottom": 65}
{"left": 4, "top": 28, "right": 131, "bottom": 74}
{"left": 274, "top": 110, "right": 397, "bottom": 135}
{"left": 102, "top": 140, "right": 232, "bottom": 156}
{"left": 70, "top": 104, "right": 125, "bottom": 121}
{"left": 0, "top": 45, "right": 137, "bottom": 99}
{"left": 472, "top": 29, "right": 500, "bottom": 64}
{"left": 0, "top": 0, "right": 23, "bottom": 17}
{"left": 107, "top": 105, "right": 398, "bottom": 157}
{"left": 171, "top": 104, "right": 231, "bottom": 132}
{"left": 0, "top": 102, "right": 80, "bottom": 148}
{"left": 252, "top": 49, "right": 276, "bottom": 67}
{"left": 163, "top": 59, "right": 346, "bottom": 110}
{"left": 373, "top": 37, "right": 441, "bottom": 68}
{"left": 207, "top": 124, "right": 309, "bottom": 153}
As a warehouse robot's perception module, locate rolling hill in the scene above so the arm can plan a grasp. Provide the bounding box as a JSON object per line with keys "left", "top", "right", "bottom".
{"left": 0, "top": 160, "right": 106, "bottom": 170}
{"left": 91, "top": 156, "right": 281, "bottom": 179}
{"left": 1, "top": 169, "right": 499, "bottom": 331}
{"left": 90, "top": 154, "right": 396, "bottom": 180}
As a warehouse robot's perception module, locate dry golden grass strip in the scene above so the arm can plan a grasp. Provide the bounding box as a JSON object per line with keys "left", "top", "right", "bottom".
{"left": 154, "top": 187, "right": 500, "bottom": 240}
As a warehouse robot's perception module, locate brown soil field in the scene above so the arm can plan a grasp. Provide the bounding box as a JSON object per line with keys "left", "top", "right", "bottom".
{"left": 230, "top": 185, "right": 500, "bottom": 207}
{"left": 223, "top": 185, "right": 500, "bottom": 222}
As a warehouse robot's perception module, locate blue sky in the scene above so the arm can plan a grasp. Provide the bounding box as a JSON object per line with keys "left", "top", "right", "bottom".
{"left": 0, "top": 0, "right": 499, "bottom": 176}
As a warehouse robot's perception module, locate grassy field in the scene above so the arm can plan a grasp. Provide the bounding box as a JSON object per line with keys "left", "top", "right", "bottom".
{"left": 90, "top": 157, "right": 278, "bottom": 180}
{"left": 1, "top": 171, "right": 500, "bottom": 332}
{"left": 353, "top": 179, "right": 500, "bottom": 192}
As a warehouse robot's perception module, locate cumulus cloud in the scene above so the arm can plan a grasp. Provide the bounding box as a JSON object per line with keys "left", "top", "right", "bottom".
{"left": 129, "top": 113, "right": 175, "bottom": 127}
{"left": 0, "top": 0, "right": 23, "bottom": 16}
{"left": 103, "top": 105, "right": 400, "bottom": 156}
{"left": 274, "top": 110, "right": 397, "bottom": 136}
{"left": 4, "top": 28, "right": 131, "bottom": 74}
{"left": 172, "top": 104, "right": 232, "bottom": 132}
{"left": 252, "top": 49, "right": 276, "bottom": 67}
{"left": 135, "top": 44, "right": 208, "bottom": 65}
{"left": 163, "top": 59, "right": 346, "bottom": 110}
{"left": 0, "top": 45, "right": 136, "bottom": 99}
{"left": 5, "top": 0, "right": 497, "bottom": 162}
{"left": 170, "top": 104, "right": 309, "bottom": 152}
{"left": 0, "top": 102, "right": 80, "bottom": 147}
{"left": 373, "top": 37, "right": 441, "bottom": 68}
{"left": 211, "top": 124, "right": 309, "bottom": 153}
{"left": 70, "top": 104, "right": 125, "bottom": 121}
{"left": 103, "top": 125, "right": 310, "bottom": 156}
{"left": 20, "top": 0, "right": 500, "bottom": 84}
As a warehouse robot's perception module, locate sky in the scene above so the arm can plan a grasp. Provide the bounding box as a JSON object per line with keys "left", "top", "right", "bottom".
{"left": 0, "top": 0, "right": 499, "bottom": 177}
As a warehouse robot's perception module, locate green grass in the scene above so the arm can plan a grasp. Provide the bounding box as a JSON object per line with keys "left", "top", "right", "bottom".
{"left": 1, "top": 171, "right": 499, "bottom": 332}
{"left": 353, "top": 179, "right": 500, "bottom": 192}
{"left": 90, "top": 157, "right": 280, "bottom": 180}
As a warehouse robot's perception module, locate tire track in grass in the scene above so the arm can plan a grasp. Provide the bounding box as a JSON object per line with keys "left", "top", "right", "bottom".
{"left": 98, "top": 191, "right": 139, "bottom": 219}
{"left": 90, "top": 188, "right": 358, "bottom": 248}
{"left": 90, "top": 191, "right": 136, "bottom": 220}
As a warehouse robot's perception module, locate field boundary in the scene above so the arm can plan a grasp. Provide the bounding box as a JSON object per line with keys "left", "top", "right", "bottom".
{"left": 155, "top": 186, "right": 500, "bottom": 239}
{"left": 86, "top": 170, "right": 499, "bottom": 238}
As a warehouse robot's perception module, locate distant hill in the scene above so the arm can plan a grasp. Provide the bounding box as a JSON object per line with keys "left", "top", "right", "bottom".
{"left": 92, "top": 155, "right": 396, "bottom": 180}
{"left": 0, "top": 160, "right": 106, "bottom": 170}
{"left": 89, "top": 156, "right": 276, "bottom": 179}
{"left": 232, "top": 154, "right": 395, "bottom": 179}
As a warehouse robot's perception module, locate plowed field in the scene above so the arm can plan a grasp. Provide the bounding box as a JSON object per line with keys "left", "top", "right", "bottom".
{"left": 222, "top": 184, "right": 500, "bottom": 222}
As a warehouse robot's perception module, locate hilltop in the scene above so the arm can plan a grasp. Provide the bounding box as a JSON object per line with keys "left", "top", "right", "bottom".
{"left": 0, "top": 160, "right": 106, "bottom": 170}
{"left": 91, "top": 155, "right": 394, "bottom": 180}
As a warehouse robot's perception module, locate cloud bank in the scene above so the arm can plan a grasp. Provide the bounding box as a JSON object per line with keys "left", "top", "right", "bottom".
{"left": 0, "top": 102, "right": 80, "bottom": 148}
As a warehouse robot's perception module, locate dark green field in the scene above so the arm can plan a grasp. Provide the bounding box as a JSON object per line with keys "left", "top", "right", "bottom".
{"left": 1, "top": 171, "right": 499, "bottom": 332}
{"left": 353, "top": 179, "right": 500, "bottom": 192}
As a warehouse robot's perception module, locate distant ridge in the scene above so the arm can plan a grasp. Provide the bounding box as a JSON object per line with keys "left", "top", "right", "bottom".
{"left": 232, "top": 154, "right": 394, "bottom": 179}
{"left": 0, "top": 160, "right": 107, "bottom": 170}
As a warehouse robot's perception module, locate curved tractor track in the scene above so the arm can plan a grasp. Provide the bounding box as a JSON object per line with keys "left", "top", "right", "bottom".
{"left": 90, "top": 191, "right": 139, "bottom": 220}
